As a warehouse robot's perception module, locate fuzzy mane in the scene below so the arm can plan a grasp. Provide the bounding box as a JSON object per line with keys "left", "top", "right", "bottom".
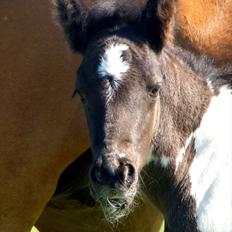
{"left": 54, "top": 0, "right": 174, "bottom": 52}
{"left": 165, "top": 46, "right": 232, "bottom": 90}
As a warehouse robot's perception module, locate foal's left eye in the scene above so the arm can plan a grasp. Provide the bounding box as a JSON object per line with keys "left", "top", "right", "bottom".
{"left": 147, "top": 84, "right": 160, "bottom": 97}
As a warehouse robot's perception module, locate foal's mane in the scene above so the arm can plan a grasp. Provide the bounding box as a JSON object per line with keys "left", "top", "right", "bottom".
{"left": 165, "top": 46, "right": 232, "bottom": 89}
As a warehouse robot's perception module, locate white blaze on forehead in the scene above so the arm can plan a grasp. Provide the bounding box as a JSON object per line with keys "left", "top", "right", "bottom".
{"left": 98, "top": 43, "right": 129, "bottom": 80}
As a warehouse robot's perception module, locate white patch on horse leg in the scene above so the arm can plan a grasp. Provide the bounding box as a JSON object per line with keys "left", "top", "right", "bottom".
{"left": 160, "top": 155, "right": 170, "bottom": 168}
{"left": 189, "top": 87, "right": 232, "bottom": 232}
{"left": 175, "top": 134, "right": 193, "bottom": 172}
{"left": 98, "top": 43, "right": 129, "bottom": 80}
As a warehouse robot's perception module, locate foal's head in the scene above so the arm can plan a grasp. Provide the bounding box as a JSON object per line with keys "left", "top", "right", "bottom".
{"left": 55, "top": 0, "right": 204, "bottom": 222}
{"left": 78, "top": 37, "right": 163, "bottom": 220}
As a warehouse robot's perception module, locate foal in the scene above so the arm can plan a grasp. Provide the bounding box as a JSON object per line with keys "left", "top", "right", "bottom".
{"left": 55, "top": 0, "right": 232, "bottom": 231}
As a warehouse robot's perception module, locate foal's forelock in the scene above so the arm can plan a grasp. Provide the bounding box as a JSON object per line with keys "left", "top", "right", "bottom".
{"left": 98, "top": 43, "right": 130, "bottom": 80}
{"left": 96, "top": 42, "right": 131, "bottom": 103}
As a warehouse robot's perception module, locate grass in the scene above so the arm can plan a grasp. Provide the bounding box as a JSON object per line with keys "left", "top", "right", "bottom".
{"left": 159, "top": 220, "right": 165, "bottom": 232}
{"left": 31, "top": 227, "right": 39, "bottom": 232}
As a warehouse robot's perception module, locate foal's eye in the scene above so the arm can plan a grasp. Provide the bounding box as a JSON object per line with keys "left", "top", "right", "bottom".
{"left": 147, "top": 84, "right": 160, "bottom": 98}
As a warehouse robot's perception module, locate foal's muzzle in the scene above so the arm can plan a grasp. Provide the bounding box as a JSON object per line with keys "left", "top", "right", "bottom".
{"left": 89, "top": 153, "right": 138, "bottom": 222}
{"left": 90, "top": 154, "right": 135, "bottom": 189}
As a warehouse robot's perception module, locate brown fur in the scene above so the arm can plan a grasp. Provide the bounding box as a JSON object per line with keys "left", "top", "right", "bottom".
{"left": 0, "top": 1, "right": 89, "bottom": 231}
{"left": 175, "top": 0, "right": 232, "bottom": 66}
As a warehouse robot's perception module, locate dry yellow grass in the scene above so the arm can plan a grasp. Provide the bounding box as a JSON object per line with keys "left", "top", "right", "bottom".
{"left": 31, "top": 226, "right": 39, "bottom": 232}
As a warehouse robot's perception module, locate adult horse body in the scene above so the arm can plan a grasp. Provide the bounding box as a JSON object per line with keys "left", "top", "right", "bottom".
{"left": 176, "top": 0, "right": 232, "bottom": 66}
{"left": 56, "top": 0, "right": 232, "bottom": 231}
{"left": 0, "top": 1, "right": 89, "bottom": 231}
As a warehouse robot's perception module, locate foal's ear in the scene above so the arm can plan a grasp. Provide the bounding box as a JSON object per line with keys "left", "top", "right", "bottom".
{"left": 54, "top": 0, "right": 89, "bottom": 53}
{"left": 142, "top": 0, "right": 175, "bottom": 51}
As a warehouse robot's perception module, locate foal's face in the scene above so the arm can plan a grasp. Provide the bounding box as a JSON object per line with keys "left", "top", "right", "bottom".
{"left": 76, "top": 36, "right": 163, "bottom": 221}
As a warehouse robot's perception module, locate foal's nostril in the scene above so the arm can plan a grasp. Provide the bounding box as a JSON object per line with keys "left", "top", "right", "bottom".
{"left": 90, "top": 157, "right": 136, "bottom": 188}
{"left": 117, "top": 163, "right": 135, "bottom": 187}
{"left": 124, "top": 164, "right": 135, "bottom": 187}
{"left": 91, "top": 164, "right": 115, "bottom": 185}
{"left": 125, "top": 164, "right": 135, "bottom": 179}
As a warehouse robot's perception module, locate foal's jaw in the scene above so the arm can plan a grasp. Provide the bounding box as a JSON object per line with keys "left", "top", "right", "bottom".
{"left": 88, "top": 136, "right": 160, "bottom": 222}
{"left": 90, "top": 182, "right": 139, "bottom": 223}
{"left": 89, "top": 151, "right": 140, "bottom": 223}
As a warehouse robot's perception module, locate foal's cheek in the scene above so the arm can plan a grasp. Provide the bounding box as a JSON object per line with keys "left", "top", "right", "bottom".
{"left": 138, "top": 104, "right": 160, "bottom": 165}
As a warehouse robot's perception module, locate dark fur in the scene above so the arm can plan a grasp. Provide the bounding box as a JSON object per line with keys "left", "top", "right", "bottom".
{"left": 142, "top": 140, "right": 198, "bottom": 232}
{"left": 55, "top": 0, "right": 231, "bottom": 231}
{"left": 167, "top": 46, "right": 232, "bottom": 89}
{"left": 54, "top": 0, "right": 175, "bottom": 52}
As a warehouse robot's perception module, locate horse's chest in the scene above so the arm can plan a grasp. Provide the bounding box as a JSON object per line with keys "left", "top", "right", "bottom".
{"left": 189, "top": 87, "right": 232, "bottom": 232}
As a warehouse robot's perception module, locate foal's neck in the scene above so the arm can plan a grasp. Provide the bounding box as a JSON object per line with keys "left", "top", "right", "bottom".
{"left": 145, "top": 47, "right": 232, "bottom": 231}
{"left": 153, "top": 47, "right": 212, "bottom": 167}
{"left": 144, "top": 48, "right": 211, "bottom": 231}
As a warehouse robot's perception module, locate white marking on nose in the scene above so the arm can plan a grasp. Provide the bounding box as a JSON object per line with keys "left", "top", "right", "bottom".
{"left": 118, "top": 152, "right": 126, "bottom": 159}
{"left": 98, "top": 43, "right": 129, "bottom": 80}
